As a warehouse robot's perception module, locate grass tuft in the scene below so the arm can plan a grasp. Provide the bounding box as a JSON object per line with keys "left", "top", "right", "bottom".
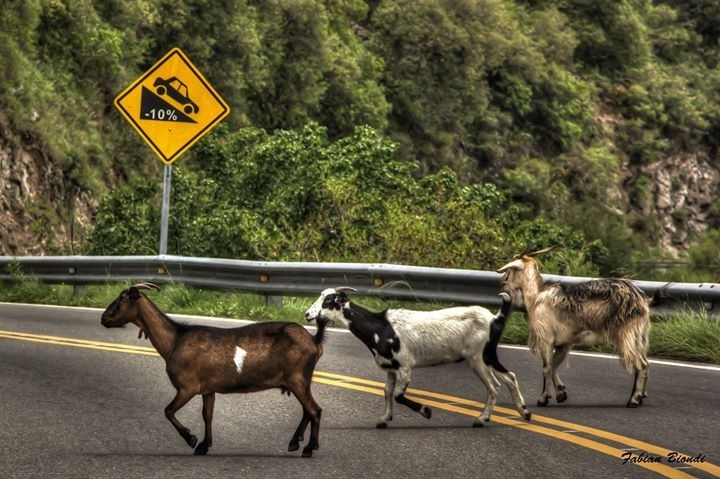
{"left": 649, "top": 311, "right": 720, "bottom": 363}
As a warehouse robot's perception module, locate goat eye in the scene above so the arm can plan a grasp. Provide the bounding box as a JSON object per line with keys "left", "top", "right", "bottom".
{"left": 322, "top": 295, "right": 342, "bottom": 310}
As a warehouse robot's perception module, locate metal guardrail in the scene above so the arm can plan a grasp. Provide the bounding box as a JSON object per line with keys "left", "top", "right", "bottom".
{"left": 1, "top": 255, "right": 719, "bottom": 314}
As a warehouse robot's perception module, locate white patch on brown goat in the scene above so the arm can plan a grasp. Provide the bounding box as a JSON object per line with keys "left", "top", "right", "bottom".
{"left": 234, "top": 346, "right": 248, "bottom": 374}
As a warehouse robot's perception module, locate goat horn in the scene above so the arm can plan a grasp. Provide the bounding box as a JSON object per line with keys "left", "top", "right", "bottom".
{"left": 132, "top": 282, "right": 160, "bottom": 291}
{"left": 497, "top": 258, "right": 524, "bottom": 273}
{"left": 334, "top": 286, "right": 357, "bottom": 293}
{"left": 525, "top": 246, "right": 555, "bottom": 257}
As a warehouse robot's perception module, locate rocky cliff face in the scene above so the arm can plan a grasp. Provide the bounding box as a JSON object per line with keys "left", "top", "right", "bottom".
{"left": 635, "top": 154, "right": 719, "bottom": 255}
{"left": 0, "top": 118, "right": 95, "bottom": 256}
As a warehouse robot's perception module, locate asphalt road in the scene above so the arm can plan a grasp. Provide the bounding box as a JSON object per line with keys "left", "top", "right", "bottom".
{"left": 0, "top": 302, "right": 718, "bottom": 479}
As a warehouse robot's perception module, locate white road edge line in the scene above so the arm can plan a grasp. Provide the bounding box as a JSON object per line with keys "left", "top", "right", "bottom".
{"left": 497, "top": 344, "right": 720, "bottom": 371}
{"left": 4, "top": 302, "right": 719, "bottom": 371}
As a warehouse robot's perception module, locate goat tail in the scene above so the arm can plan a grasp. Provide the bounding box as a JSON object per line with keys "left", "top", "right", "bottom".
{"left": 313, "top": 318, "right": 330, "bottom": 346}
{"left": 617, "top": 319, "right": 651, "bottom": 372}
{"left": 482, "top": 293, "right": 513, "bottom": 373}
{"left": 649, "top": 283, "right": 673, "bottom": 308}
{"left": 496, "top": 292, "right": 513, "bottom": 322}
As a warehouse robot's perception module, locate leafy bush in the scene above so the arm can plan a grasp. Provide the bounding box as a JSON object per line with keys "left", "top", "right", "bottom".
{"left": 87, "top": 123, "right": 600, "bottom": 273}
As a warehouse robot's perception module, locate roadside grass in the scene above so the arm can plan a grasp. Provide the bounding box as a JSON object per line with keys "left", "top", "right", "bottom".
{"left": 502, "top": 310, "right": 720, "bottom": 364}
{"left": 0, "top": 278, "right": 717, "bottom": 364}
{"left": 648, "top": 311, "right": 720, "bottom": 363}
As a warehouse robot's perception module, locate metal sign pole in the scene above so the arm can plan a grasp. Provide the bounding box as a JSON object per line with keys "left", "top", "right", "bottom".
{"left": 159, "top": 164, "right": 172, "bottom": 255}
{"left": 114, "top": 48, "right": 229, "bottom": 256}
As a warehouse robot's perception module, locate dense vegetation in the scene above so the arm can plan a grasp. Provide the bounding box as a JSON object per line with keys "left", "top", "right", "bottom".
{"left": 87, "top": 123, "right": 601, "bottom": 274}
{"left": 2, "top": 0, "right": 720, "bottom": 278}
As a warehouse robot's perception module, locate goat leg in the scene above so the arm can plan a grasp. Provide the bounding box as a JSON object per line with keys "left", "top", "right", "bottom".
{"left": 469, "top": 360, "right": 498, "bottom": 426}
{"left": 286, "top": 380, "right": 321, "bottom": 457}
{"left": 377, "top": 372, "right": 396, "bottom": 428}
{"left": 627, "top": 369, "right": 646, "bottom": 408}
{"left": 193, "top": 393, "right": 215, "bottom": 455}
{"left": 288, "top": 411, "right": 310, "bottom": 452}
{"left": 165, "top": 390, "right": 198, "bottom": 449}
{"left": 392, "top": 369, "right": 431, "bottom": 420}
{"left": 301, "top": 398, "right": 322, "bottom": 458}
{"left": 394, "top": 393, "right": 431, "bottom": 418}
{"left": 288, "top": 385, "right": 321, "bottom": 458}
{"left": 537, "top": 347, "right": 554, "bottom": 406}
{"left": 551, "top": 344, "right": 571, "bottom": 403}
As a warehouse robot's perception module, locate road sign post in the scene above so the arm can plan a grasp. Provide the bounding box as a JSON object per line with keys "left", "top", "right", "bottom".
{"left": 114, "top": 48, "right": 230, "bottom": 254}
{"left": 159, "top": 164, "right": 172, "bottom": 255}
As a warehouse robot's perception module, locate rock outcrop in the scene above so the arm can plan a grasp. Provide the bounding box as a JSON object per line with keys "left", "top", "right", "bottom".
{"left": 0, "top": 118, "right": 95, "bottom": 256}
{"left": 636, "top": 153, "right": 719, "bottom": 254}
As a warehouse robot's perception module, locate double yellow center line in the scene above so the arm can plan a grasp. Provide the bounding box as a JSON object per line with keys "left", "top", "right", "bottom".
{"left": 1, "top": 329, "right": 716, "bottom": 479}
{"left": 313, "top": 371, "right": 716, "bottom": 478}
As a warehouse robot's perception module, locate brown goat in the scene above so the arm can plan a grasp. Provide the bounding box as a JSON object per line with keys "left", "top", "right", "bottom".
{"left": 497, "top": 250, "right": 668, "bottom": 408}
{"left": 101, "top": 283, "right": 326, "bottom": 457}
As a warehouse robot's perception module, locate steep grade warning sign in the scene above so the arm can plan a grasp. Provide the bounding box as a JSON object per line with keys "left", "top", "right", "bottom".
{"left": 114, "top": 48, "right": 230, "bottom": 164}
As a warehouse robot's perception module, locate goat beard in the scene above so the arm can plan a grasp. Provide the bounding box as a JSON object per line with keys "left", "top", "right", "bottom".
{"left": 317, "top": 314, "right": 336, "bottom": 327}
{"left": 502, "top": 286, "right": 525, "bottom": 310}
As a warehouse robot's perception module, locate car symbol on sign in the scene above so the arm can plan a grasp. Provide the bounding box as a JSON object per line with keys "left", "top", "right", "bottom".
{"left": 153, "top": 76, "right": 200, "bottom": 115}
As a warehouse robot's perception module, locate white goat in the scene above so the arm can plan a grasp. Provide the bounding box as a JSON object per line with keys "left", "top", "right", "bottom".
{"left": 304, "top": 287, "right": 531, "bottom": 428}
{"left": 497, "top": 248, "right": 669, "bottom": 408}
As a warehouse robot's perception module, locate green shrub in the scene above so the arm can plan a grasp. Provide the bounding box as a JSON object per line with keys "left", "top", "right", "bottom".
{"left": 87, "top": 123, "right": 601, "bottom": 274}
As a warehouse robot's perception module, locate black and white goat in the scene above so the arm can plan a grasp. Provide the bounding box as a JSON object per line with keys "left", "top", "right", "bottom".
{"left": 497, "top": 248, "right": 669, "bottom": 408}
{"left": 304, "top": 287, "right": 531, "bottom": 428}
{"left": 101, "top": 283, "right": 326, "bottom": 457}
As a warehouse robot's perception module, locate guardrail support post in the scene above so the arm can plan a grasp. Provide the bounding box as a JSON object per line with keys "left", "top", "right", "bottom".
{"left": 73, "top": 284, "right": 89, "bottom": 296}
{"left": 708, "top": 302, "right": 718, "bottom": 320}
{"left": 264, "top": 294, "right": 284, "bottom": 307}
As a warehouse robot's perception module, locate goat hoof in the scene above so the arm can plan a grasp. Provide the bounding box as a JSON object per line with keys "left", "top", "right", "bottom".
{"left": 193, "top": 442, "right": 210, "bottom": 456}
{"left": 537, "top": 398, "right": 549, "bottom": 407}
{"left": 185, "top": 434, "right": 198, "bottom": 448}
{"left": 288, "top": 442, "right": 300, "bottom": 452}
{"left": 523, "top": 411, "right": 532, "bottom": 421}
{"left": 376, "top": 421, "right": 388, "bottom": 429}
{"left": 626, "top": 393, "right": 644, "bottom": 408}
{"left": 472, "top": 420, "right": 485, "bottom": 428}
{"left": 556, "top": 391, "right": 568, "bottom": 403}
{"left": 421, "top": 406, "right": 432, "bottom": 419}
{"left": 301, "top": 447, "right": 314, "bottom": 458}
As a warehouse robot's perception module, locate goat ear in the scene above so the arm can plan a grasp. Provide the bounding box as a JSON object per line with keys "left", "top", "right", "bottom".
{"left": 128, "top": 287, "right": 141, "bottom": 302}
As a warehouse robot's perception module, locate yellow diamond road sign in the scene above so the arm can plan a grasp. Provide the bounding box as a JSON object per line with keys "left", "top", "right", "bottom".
{"left": 114, "top": 48, "right": 230, "bottom": 164}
